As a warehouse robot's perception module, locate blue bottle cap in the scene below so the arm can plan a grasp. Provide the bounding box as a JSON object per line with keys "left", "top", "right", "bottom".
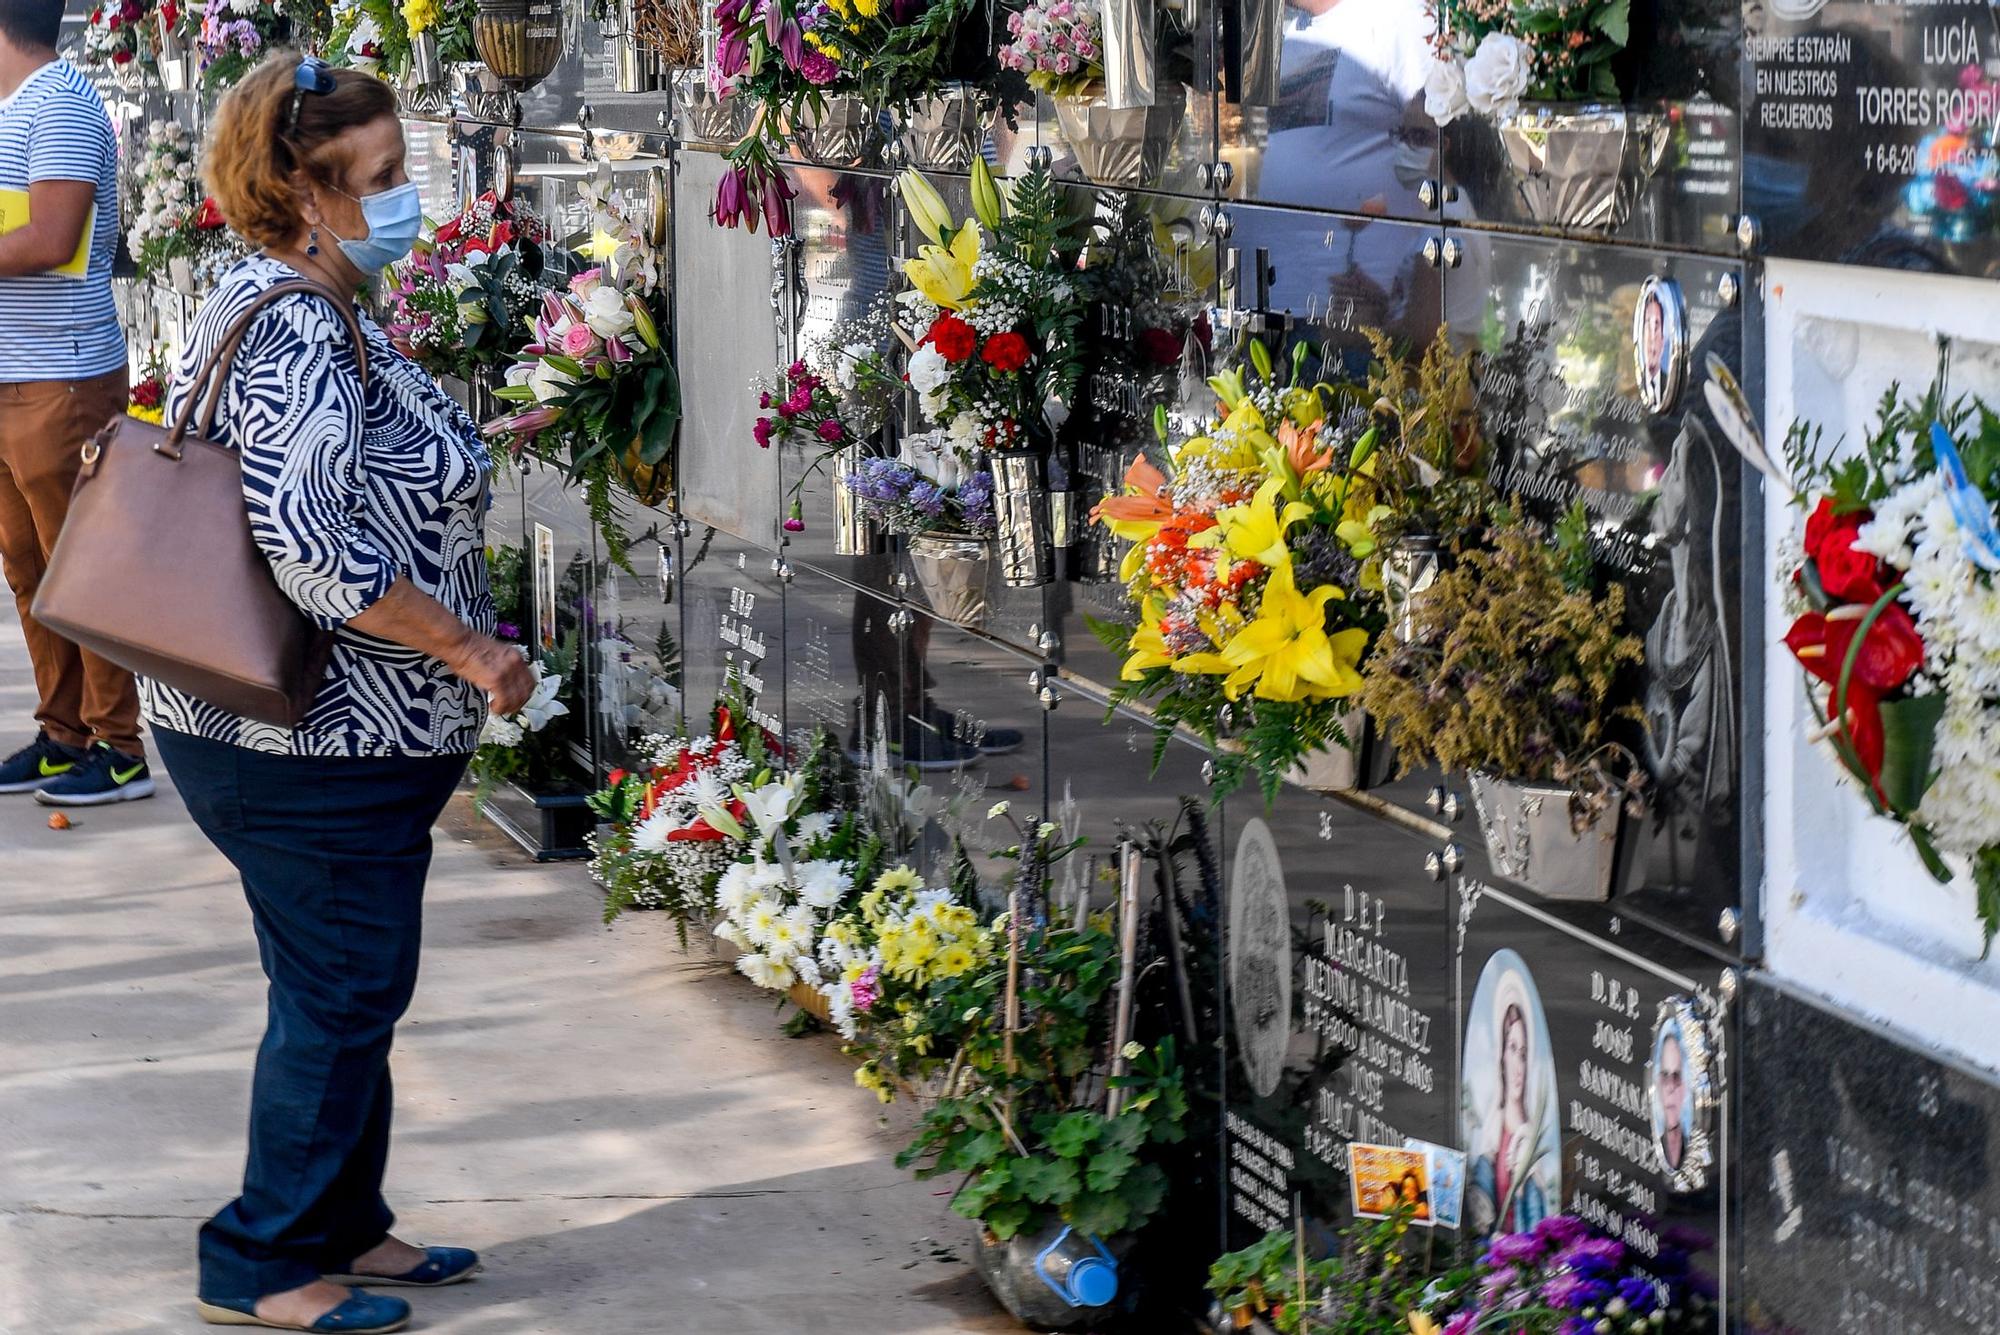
{"left": 1067, "top": 1256, "right": 1118, "bottom": 1308}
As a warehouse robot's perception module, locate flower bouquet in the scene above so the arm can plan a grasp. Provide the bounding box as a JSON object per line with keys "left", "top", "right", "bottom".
{"left": 82, "top": 0, "right": 153, "bottom": 82}
{"left": 467, "top": 639, "right": 575, "bottom": 803}
{"left": 126, "top": 122, "right": 241, "bottom": 289}
{"left": 1424, "top": 0, "right": 1665, "bottom": 232}
{"left": 1357, "top": 504, "right": 1646, "bottom": 901}
{"left": 587, "top": 697, "right": 777, "bottom": 929}
{"left": 1089, "top": 339, "right": 1386, "bottom": 804}
{"left": 400, "top": 0, "right": 477, "bottom": 81}
{"left": 194, "top": 0, "right": 291, "bottom": 89}
{"left": 752, "top": 355, "right": 883, "bottom": 534}
{"left": 486, "top": 264, "right": 679, "bottom": 567}
{"left": 1781, "top": 367, "right": 2000, "bottom": 946}
{"left": 1901, "top": 66, "right": 2000, "bottom": 248}
{"left": 1004, "top": 0, "right": 1193, "bottom": 188}
{"left": 1415, "top": 1215, "right": 1713, "bottom": 1335}
{"left": 327, "top": 0, "right": 411, "bottom": 77}
{"left": 128, "top": 366, "right": 168, "bottom": 426}
{"left": 386, "top": 191, "right": 553, "bottom": 385}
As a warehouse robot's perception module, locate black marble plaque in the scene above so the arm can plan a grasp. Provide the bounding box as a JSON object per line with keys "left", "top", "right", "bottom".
{"left": 1741, "top": 976, "right": 2000, "bottom": 1335}
{"left": 1746, "top": 1, "right": 2000, "bottom": 275}
{"left": 1219, "top": 791, "right": 1457, "bottom": 1250}
{"left": 1465, "top": 234, "right": 1751, "bottom": 952}
{"left": 1453, "top": 874, "right": 1726, "bottom": 1319}
{"left": 679, "top": 527, "right": 786, "bottom": 739}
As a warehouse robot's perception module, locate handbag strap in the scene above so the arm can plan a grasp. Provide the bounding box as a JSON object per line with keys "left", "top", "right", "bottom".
{"left": 162, "top": 278, "right": 372, "bottom": 456}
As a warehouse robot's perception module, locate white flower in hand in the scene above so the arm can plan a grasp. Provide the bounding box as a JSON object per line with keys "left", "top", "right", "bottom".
{"left": 515, "top": 664, "right": 568, "bottom": 733}
{"left": 480, "top": 713, "right": 524, "bottom": 748}
{"left": 1424, "top": 57, "right": 1471, "bottom": 126}
{"left": 1464, "top": 32, "right": 1532, "bottom": 120}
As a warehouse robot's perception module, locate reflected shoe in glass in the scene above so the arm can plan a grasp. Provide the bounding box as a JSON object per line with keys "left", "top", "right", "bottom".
{"left": 897, "top": 721, "right": 981, "bottom": 772}
{"left": 925, "top": 705, "right": 1025, "bottom": 757}
{"left": 196, "top": 1290, "right": 411, "bottom": 1332}
{"left": 0, "top": 731, "right": 88, "bottom": 794}
{"left": 325, "top": 1246, "right": 482, "bottom": 1288}
{"left": 34, "top": 742, "right": 156, "bottom": 806}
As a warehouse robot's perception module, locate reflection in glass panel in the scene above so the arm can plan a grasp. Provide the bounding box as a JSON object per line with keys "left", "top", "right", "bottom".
{"left": 521, "top": 464, "right": 606, "bottom": 783}
{"left": 1215, "top": 0, "right": 1442, "bottom": 224}
{"left": 1461, "top": 234, "right": 1747, "bottom": 948}
{"left": 589, "top": 523, "right": 686, "bottom": 773}
{"left": 679, "top": 525, "right": 787, "bottom": 738}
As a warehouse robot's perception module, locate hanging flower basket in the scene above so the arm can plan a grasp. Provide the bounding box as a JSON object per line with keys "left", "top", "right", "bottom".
{"left": 908, "top": 532, "right": 991, "bottom": 628}
{"left": 896, "top": 83, "right": 985, "bottom": 172}
{"left": 1492, "top": 103, "right": 1671, "bottom": 233}
{"left": 1052, "top": 91, "right": 1185, "bottom": 189}
{"left": 1465, "top": 771, "right": 1622, "bottom": 901}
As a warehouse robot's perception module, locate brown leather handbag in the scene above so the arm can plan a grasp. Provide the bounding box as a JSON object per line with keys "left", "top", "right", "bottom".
{"left": 32, "top": 280, "right": 370, "bottom": 728}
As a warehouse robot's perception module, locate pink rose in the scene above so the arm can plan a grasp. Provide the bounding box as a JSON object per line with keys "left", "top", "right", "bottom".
{"left": 561, "top": 324, "right": 599, "bottom": 357}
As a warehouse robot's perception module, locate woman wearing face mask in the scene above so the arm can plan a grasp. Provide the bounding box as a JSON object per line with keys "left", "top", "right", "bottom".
{"left": 149, "top": 53, "right": 534, "bottom": 1335}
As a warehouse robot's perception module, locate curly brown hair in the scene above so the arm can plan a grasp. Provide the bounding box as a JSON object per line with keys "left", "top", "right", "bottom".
{"left": 203, "top": 52, "right": 399, "bottom": 251}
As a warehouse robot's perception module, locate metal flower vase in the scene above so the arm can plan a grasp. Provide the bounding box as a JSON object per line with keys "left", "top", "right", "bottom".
{"left": 453, "top": 61, "right": 519, "bottom": 123}
{"left": 1052, "top": 90, "right": 1185, "bottom": 188}
{"left": 1492, "top": 103, "right": 1672, "bottom": 233}
{"left": 1466, "top": 771, "right": 1622, "bottom": 902}
{"left": 406, "top": 29, "right": 444, "bottom": 89}
{"left": 988, "top": 449, "right": 1054, "bottom": 588}
{"left": 907, "top": 532, "right": 990, "bottom": 628}
{"left": 1382, "top": 533, "right": 1441, "bottom": 643}
{"left": 674, "top": 67, "right": 741, "bottom": 145}
{"left": 611, "top": 0, "right": 663, "bottom": 92}
{"left": 831, "top": 445, "right": 883, "bottom": 557}
{"left": 472, "top": 0, "right": 564, "bottom": 92}
{"left": 897, "top": 83, "right": 984, "bottom": 172}
{"left": 790, "top": 94, "right": 875, "bottom": 166}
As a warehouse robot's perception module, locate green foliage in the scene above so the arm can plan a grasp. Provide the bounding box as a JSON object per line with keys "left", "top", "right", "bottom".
{"left": 1786, "top": 344, "right": 1982, "bottom": 511}
{"left": 896, "top": 919, "right": 1189, "bottom": 1242}
{"left": 1357, "top": 514, "right": 1645, "bottom": 792}
{"left": 1209, "top": 1214, "right": 1471, "bottom": 1335}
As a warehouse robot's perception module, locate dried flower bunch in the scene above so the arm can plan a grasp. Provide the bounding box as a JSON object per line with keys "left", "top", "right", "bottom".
{"left": 1424, "top": 0, "right": 1632, "bottom": 125}
{"left": 1357, "top": 503, "right": 1645, "bottom": 808}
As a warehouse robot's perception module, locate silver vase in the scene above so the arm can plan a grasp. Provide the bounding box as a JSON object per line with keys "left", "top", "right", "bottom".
{"left": 907, "top": 532, "right": 990, "bottom": 627}
{"left": 452, "top": 61, "right": 518, "bottom": 123}
{"left": 1382, "top": 533, "right": 1440, "bottom": 644}
{"left": 832, "top": 444, "right": 882, "bottom": 556}
{"left": 897, "top": 83, "right": 984, "bottom": 172}
{"left": 406, "top": 28, "right": 443, "bottom": 88}
{"left": 674, "top": 67, "right": 740, "bottom": 145}
{"left": 1492, "top": 103, "right": 1672, "bottom": 233}
{"left": 156, "top": 8, "right": 184, "bottom": 60}
{"left": 1466, "top": 771, "right": 1622, "bottom": 901}
{"left": 988, "top": 449, "right": 1053, "bottom": 588}
{"left": 1051, "top": 91, "right": 1185, "bottom": 188}
{"left": 612, "top": 0, "right": 662, "bottom": 93}
{"left": 791, "top": 94, "right": 874, "bottom": 166}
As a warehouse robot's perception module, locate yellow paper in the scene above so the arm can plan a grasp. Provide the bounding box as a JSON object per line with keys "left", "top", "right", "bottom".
{"left": 0, "top": 188, "right": 95, "bottom": 279}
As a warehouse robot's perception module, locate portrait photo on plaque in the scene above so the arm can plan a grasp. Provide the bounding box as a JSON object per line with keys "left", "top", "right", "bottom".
{"left": 1227, "top": 817, "right": 1293, "bottom": 1101}
{"left": 1648, "top": 997, "right": 1717, "bottom": 1193}
{"left": 1406, "top": 1138, "right": 1468, "bottom": 1231}
{"left": 533, "top": 521, "right": 557, "bottom": 651}
{"left": 1460, "top": 950, "right": 1562, "bottom": 1235}
{"left": 1631, "top": 274, "right": 1688, "bottom": 415}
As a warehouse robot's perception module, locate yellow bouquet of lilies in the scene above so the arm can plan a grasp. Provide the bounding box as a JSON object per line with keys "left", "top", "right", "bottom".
{"left": 1088, "top": 339, "right": 1390, "bottom": 801}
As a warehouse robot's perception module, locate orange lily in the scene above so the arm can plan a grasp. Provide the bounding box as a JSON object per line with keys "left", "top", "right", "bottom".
{"left": 1092, "top": 453, "right": 1175, "bottom": 541}
{"left": 1279, "top": 419, "right": 1333, "bottom": 478}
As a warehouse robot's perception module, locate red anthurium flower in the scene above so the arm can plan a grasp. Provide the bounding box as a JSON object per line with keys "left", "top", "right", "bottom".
{"left": 714, "top": 707, "right": 736, "bottom": 743}
{"left": 606, "top": 768, "right": 628, "bottom": 787}
{"left": 667, "top": 799, "right": 747, "bottom": 842}
{"left": 195, "top": 197, "right": 226, "bottom": 230}
{"left": 1786, "top": 603, "right": 1924, "bottom": 694}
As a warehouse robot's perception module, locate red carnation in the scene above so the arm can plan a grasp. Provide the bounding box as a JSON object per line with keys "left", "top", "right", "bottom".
{"left": 1137, "top": 327, "right": 1180, "bottom": 366}
{"left": 113, "top": 47, "right": 133, "bottom": 62}
{"left": 926, "top": 314, "right": 977, "bottom": 364}
{"left": 982, "top": 331, "right": 1031, "bottom": 372}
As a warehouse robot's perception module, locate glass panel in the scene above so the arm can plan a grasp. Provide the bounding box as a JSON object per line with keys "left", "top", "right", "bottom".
{"left": 783, "top": 560, "right": 901, "bottom": 762}
{"left": 1221, "top": 200, "right": 1450, "bottom": 356}
{"left": 1745, "top": 0, "right": 2000, "bottom": 275}
{"left": 1456, "top": 233, "right": 1749, "bottom": 952}
{"left": 588, "top": 523, "right": 687, "bottom": 773}
{"left": 1215, "top": 0, "right": 1443, "bottom": 225}
{"left": 679, "top": 524, "right": 787, "bottom": 738}
{"left": 522, "top": 463, "right": 608, "bottom": 782}
{"left": 1440, "top": 5, "right": 1741, "bottom": 254}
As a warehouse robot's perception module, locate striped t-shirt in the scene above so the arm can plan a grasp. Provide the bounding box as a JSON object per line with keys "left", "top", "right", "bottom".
{"left": 0, "top": 59, "right": 124, "bottom": 383}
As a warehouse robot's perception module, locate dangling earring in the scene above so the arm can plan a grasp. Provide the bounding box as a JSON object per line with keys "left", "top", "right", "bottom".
{"left": 307, "top": 227, "right": 320, "bottom": 258}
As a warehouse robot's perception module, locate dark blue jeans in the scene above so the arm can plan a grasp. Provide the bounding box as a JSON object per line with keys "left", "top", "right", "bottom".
{"left": 152, "top": 727, "right": 469, "bottom": 1305}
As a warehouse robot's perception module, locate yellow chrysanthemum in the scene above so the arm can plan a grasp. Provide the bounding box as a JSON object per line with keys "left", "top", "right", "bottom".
{"left": 401, "top": 0, "right": 439, "bottom": 33}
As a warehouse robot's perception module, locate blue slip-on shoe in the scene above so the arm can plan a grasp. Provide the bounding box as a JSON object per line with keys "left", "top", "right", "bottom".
{"left": 34, "top": 741, "right": 156, "bottom": 807}
{"left": 196, "top": 1290, "right": 411, "bottom": 1332}
{"left": 0, "top": 731, "right": 88, "bottom": 794}
{"left": 326, "top": 1246, "right": 481, "bottom": 1288}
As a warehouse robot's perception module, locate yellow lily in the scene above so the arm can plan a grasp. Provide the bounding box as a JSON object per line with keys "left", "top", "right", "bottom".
{"left": 1120, "top": 602, "right": 1175, "bottom": 681}
{"left": 902, "top": 222, "right": 979, "bottom": 310}
{"left": 1192, "top": 476, "right": 1311, "bottom": 569}
{"left": 1205, "top": 563, "right": 1368, "bottom": 702}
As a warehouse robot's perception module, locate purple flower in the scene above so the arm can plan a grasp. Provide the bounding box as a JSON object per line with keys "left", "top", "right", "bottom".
{"left": 1615, "top": 1276, "right": 1659, "bottom": 1314}
{"left": 1554, "top": 1238, "right": 1625, "bottom": 1277}
{"left": 1541, "top": 1274, "right": 1611, "bottom": 1311}
{"left": 1440, "top": 1316, "right": 1474, "bottom": 1335}
{"left": 1533, "top": 1215, "right": 1590, "bottom": 1248}
{"left": 712, "top": 165, "right": 751, "bottom": 229}
{"left": 1483, "top": 1232, "right": 1545, "bottom": 1266}
{"left": 752, "top": 416, "right": 775, "bottom": 448}
{"left": 777, "top": 18, "right": 804, "bottom": 68}
{"left": 800, "top": 49, "right": 838, "bottom": 84}
{"left": 496, "top": 621, "right": 522, "bottom": 642}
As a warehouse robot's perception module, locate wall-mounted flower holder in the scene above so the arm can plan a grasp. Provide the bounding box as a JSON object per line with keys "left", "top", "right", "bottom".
{"left": 908, "top": 532, "right": 991, "bottom": 627}
{"left": 610, "top": 0, "right": 664, "bottom": 93}
{"left": 1099, "top": 0, "right": 1155, "bottom": 110}
{"left": 832, "top": 444, "right": 885, "bottom": 557}
{"left": 789, "top": 95, "right": 875, "bottom": 167}
{"left": 1381, "top": 532, "right": 1441, "bottom": 644}
{"left": 453, "top": 61, "right": 520, "bottom": 125}
{"left": 673, "top": 67, "right": 742, "bottom": 145}
{"left": 989, "top": 448, "right": 1054, "bottom": 588}
{"left": 1466, "top": 771, "right": 1622, "bottom": 902}
{"left": 407, "top": 29, "right": 445, "bottom": 89}
{"left": 895, "top": 84, "right": 986, "bottom": 173}
{"left": 1052, "top": 92, "right": 1185, "bottom": 188}
{"left": 472, "top": 0, "right": 563, "bottom": 93}
{"left": 1493, "top": 103, "right": 1671, "bottom": 233}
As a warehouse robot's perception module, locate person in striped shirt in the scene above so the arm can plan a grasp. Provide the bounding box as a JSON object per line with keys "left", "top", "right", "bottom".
{"left": 0, "top": 0, "right": 149, "bottom": 806}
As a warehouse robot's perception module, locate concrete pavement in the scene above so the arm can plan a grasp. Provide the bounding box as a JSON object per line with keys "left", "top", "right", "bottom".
{"left": 0, "top": 601, "right": 1008, "bottom": 1334}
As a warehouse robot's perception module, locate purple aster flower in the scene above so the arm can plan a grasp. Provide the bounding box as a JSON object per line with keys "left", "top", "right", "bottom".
{"left": 1554, "top": 1237, "right": 1625, "bottom": 1276}
{"left": 1616, "top": 1276, "right": 1659, "bottom": 1314}
{"left": 1541, "top": 1274, "right": 1611, "bottom": 1311}
{"left": 1534, "top": 1215, "right": 1591, "bottom": 1248}
{"left": 1483, "top": 1232, "right": 1545, "bottom": 1266}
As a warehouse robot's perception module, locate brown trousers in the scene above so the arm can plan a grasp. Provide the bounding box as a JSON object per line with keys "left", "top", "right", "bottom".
{"left": 0, "top": 369, "right": 143, "bottom": 758}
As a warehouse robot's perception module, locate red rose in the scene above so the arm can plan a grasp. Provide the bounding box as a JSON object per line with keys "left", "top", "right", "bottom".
{"left": 1804, "top": 496, "right": 1865, "bottom": 563}
{"left": 1136, "top": 326, "right": 1180, "bottom": 366}
{"left": 926, "top": 314, "right": 977, "bottom": 364}
{"left": 195, "top": 197, "right": 225, "bottom": 229}
{"left": 1936, "top": 173, "right": 1970, "bottom": 213}
{"left": 1803, "top": 495, "right": 1887, "bottom": 602}
{"left": 982, "top": 331, "right": 1031, "bottom": 372}
{"left": 113, "top": 48, "right": 133, "bottom": 62}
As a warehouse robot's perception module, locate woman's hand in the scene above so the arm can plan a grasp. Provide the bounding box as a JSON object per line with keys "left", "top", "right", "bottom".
{"left": 452, "top": 635, "right": 537, "bottom": 716}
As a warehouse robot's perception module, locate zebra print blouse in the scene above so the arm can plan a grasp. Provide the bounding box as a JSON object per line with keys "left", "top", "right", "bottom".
{"left": 142, "top": 256, "right": 497, "bottom": 757}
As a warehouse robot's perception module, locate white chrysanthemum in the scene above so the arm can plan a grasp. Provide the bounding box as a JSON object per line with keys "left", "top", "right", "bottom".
{"left": 716, "top": 862, "right": 760, "bottom": 918}
{"left": 748, "top": 860, "right": 790, "bottom": 893}
{"left": 682, "top": 767, "right": 731, "bottom": 811}
{"left": 1918, "top": 696, "right": 2000, "bottom": 853}
{"left": 743, "top": 897, "right": 782, "bottom": 948}
{"left": 794, "top": 810, "right": 837, "bottom": 845}
{"left": 797, "top": 859, "right": 851, "bottom": 909}
{"left": 738, "top": 952, "right": 795, "bottom": 990}
{"left": 791, "top": 953, "right": 824, "bottom": 986}
{"left": 713, "top": 918, "right": 750, "bottom": 949}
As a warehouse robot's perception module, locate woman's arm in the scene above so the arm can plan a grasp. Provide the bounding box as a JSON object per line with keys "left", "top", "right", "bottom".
{"left": 349, "top": 578, "right": 534, "bottom": 714}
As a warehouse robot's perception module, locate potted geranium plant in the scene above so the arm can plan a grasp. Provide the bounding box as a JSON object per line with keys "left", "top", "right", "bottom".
{"left": 1422, "top": 0, "right": 1667, "bottom": 232}
{"left": 1089, "top": 339, "right": 1385, "bottom": 804}
{"left": 1779, "top": 360, "right": 2000, "bottom": 948}
{"left": 486, "top": 185, "right": 678, "bottom": 569}
{"left": 1356, "top": 503, "right": 1646, "bottom": 902}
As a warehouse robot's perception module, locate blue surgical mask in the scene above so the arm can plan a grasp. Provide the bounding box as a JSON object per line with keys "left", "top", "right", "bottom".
{"left": 326, "top": 180, "right": 422, "bottom": 273}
